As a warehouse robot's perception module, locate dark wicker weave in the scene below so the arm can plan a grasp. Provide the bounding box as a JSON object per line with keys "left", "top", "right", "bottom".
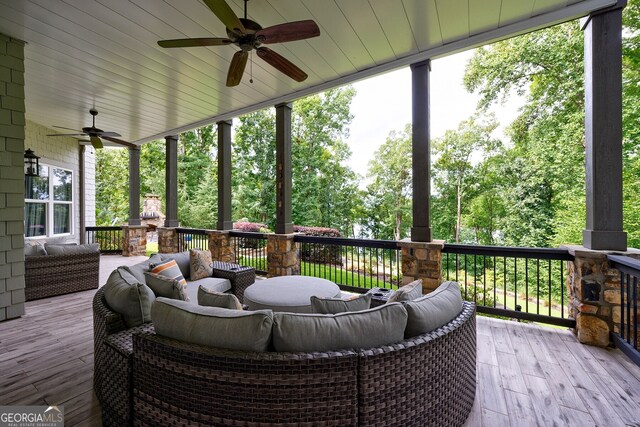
{"left": 211, "top": 261, "right": 256, "bottom": 303}
{"left": 358, "top": 302, "right": 476, "bottom": 427}
{"left": 25, "top": 252, "right": 100, "bottom": 301}
{"left": 133, "top": 334, "right": 359, "bottom": 426}
{"left": 93, "top": 288, "right": 154, "bottom": 427}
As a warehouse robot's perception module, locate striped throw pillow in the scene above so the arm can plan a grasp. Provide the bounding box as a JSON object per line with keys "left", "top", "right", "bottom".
{"left": 149, "top": 259, "right": 187, "bottom": 288}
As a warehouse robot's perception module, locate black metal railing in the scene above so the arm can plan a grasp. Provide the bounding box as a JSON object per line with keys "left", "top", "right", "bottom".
{"left": 229, "top": 231, "right": 268, "bottom": 275}
{"left": 176, "top": 228, "right": 209, "bottom": 251}
{"left": 85, "top": 226, "right": 123, "bottom": 254}
{"left": 442, "top": 244, "right": 575, "bottom": 327}
{"left": 609, "top": 254, "right": 640, "bottom": 366}
{"left": 294, "top": 235, "right": 402, "bottom": 291}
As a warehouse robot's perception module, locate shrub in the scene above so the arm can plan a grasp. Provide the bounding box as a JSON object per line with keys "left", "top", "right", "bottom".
{"left": 295, "top": 225, "right": 342, "bottom": 265}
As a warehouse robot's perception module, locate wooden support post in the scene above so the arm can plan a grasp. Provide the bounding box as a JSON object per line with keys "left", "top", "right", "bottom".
{"left": 165, "top": 135, "right": 179, "bottom": 228}
{"left": 217, "top": 120, "right": 233, "bottom": 230}
{"left": 275, "top": 103, "right": 293, "bottom": 235}
{"left": 128, "top": 145, "right": 141, "bottom": 226}
{"left": 411, "top": 59, "right": 432, "bottom": 242}
{"left": 582, "top": 2, "right": 627, "bottom": 251}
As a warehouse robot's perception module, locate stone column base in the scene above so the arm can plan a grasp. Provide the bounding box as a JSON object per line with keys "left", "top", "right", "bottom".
{"left": 208, "top": 230, "right": 236, "bottom": 263}
{"left": 563, "top": 245, "right": 640, "bottom": 347}
{"left": 122, "top": 226, "right": 147, "bottom": 257}
{"left": 267, "top": 234, "right": 300, "bottom": 277}
{"left": 158, "top": 227, "right": 179, "bottom": 253}
{"left": 397, "top": 239, "right": 445, "bottom": 293}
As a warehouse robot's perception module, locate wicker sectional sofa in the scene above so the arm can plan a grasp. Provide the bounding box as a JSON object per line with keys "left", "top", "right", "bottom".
{"left": 93, "top": 282, "right": 477, "bottom": 427}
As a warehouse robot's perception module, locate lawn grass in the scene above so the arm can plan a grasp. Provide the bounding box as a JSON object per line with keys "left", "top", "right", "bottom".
{"left": 146, "top": 242, "right": 158, "bottom": 257}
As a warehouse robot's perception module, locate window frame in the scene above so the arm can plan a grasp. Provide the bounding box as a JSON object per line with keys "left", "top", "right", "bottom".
{"left": 24, "top": 163, "right": 74, "bottom": 239}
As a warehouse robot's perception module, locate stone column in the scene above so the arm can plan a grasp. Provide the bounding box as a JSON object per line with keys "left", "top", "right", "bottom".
{"left": 267, "top": 234, "right": 299, "bottom": 277}
{"left": 564, "top": 245, "right": 640, "bottom": 347}
{"left": 158, "top": 227, "right": 179, "bottom": 253}
{"left": 398, "top": 239, "right": 444, "bottom": 293}
{"left": 0, "top": 34, "right": 26, "bottom": 321}
{"left": 208, "top": 230, "right": 236, "bottom": 263}
{"left": 122, "top": 225, "right": 147, "bottom": 257}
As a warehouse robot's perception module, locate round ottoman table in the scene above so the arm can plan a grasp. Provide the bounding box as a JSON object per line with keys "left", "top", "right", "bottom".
{"left": 244, "top": 276, "right": 341, "bottom": 313}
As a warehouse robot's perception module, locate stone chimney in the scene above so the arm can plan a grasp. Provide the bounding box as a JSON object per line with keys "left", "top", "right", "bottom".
{"left": 141, "top": 194, "right": 165, "bottom": 228}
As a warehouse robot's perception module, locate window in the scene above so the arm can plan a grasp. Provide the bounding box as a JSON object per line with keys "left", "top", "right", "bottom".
{"left": 25, "top": 165, "right": 73, "bottom": 238}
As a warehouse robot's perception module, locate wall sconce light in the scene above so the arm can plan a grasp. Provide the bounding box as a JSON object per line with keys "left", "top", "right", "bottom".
{"left": 24, "top": 148, "right": 40, "bottom": 177}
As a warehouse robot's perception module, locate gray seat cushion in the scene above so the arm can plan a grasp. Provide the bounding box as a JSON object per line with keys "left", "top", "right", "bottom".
{"left": 244, "top": 276, "right": 341, "bottom": 313}
{"left": 103, "top": 267, "right": 155, "bottom": 328}
{"left": 403, "top": 281, "right": 464, "bottom": 338}
{"left": 310, "top": 294, "right": 372, "bottom": 314}
{"left": 388, "top": 279, "right": 423, "bottom": 303}
{"left": 151, "top": 298, "right": 273, "bottom": 352}
{"left": 158, "top": 251, "right": 192, "bottom": 280}
{"left": 272, "top": 302, "right": 408, "bottom": 352}
{"left": 185, "top": 277, "right": 231, "bottom": 301}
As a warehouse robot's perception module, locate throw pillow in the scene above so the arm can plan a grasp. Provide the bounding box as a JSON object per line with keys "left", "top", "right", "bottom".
{"left": 144, "top": 271, "right": 189, "bottom": 301}
{"left": 273, "top": 303, "right": 408, "bottom": 352}
{"left": 151, "top": 298, "right": 273, "bottom": 352}
{"left": 388, "top": 279, "right": 423, "bottom": 303}
{"left": 403, "top": 281, "right": 464, "bottom": 338}
{"left": 24, "top": 241, "right": 46, "bottom": 256}
{"left": 149, "top": 259, "right": 187, "bottom": 288}
{"left": 189, "top": 249, "right": 213, "bottom": 281}
{"left": 158, "top": 251, "right": 191, "bottom": 279}
{"left": 310, "top": 293, "right": 371, "bottom": 314}
{"left": 103, "top": 267, "right": 155, "bottom": 328}
{"left": 198, "top": 286, "right": 242, "bottom": 310}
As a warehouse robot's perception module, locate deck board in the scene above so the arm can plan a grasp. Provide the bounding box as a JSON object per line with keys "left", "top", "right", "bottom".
{"left": 1, "top": 256, "right": 640, "bottom": 426}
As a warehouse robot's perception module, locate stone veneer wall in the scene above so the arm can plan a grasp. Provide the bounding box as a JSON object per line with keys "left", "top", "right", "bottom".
{"left": 208, "top": 231, "right": 235, "bottom": 263}
{"left": 266, "top": 234, "right": 299, "bottom": 277}
{"left": 0, "top": 35, "right": 26, "bottom": 320}
{"left": 565, "top": 245, "right": 640, "bottom": 347}
{"left": 158, "top": 227, "right": 179, "bottom": 253}
{"left": 122, "top": 225, "right": 147, "bottom": 257}
{"left": 398, "top": 239, "right": 444, "bottom": 293}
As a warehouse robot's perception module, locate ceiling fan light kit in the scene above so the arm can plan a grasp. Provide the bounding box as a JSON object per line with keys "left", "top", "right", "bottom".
{"left": 157, "top": 0, "right": 320, "bottom": 87}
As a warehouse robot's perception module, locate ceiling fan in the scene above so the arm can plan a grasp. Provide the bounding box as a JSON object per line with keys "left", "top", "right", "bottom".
{"left": 157, "top": 0, "right": 320, "bottom": 87}
{"left": 47, "top": 109, "right": 136, "bottom": 149}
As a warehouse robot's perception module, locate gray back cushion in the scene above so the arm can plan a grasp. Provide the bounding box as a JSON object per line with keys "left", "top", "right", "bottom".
{"left": 310, "top": 294, "right": 371, "bottom": 314}
{"left": 159, "top": 251, "right": 191, "bottom": 279}
{"left": 152, "top": 298, "right": 273, "bottom": 352}
{"left": 388, "top": 279, "right": 423, "bottom": 303}
{"left": 122, "top": 253, "right": 162, "bottom": 283}
{"left": 404, "top": 281, "right": 463, "bottom": 338}
{"left": 44, "top": 243, "right": 99, "bottom": 255}
{"left": 197, "top": 286, "right": 242, "bottom": 310}
{"left": 103, "top": 267, "right": 155, "bottom": 328}
{"left": 273, "top": 303, "right": 408, "bottom": 352}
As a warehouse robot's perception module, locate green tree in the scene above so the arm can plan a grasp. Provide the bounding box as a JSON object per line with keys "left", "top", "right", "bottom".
{"left": 95, "top": 148, "right": 129, "bottom": 225}
{"left": 362, "top": 125, "right": 412, "bottom": 240}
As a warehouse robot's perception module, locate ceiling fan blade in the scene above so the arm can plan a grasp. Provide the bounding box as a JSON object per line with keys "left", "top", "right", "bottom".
{"left": 201, "top": 0, "right": 245, "bottom": 33}
{"left": 47, "top": 133, "right": 86, "bottom": 137}
{"left": 53, "top": 125, "right": 82, "bottom": 132}
{"left": 100, "top": 131, "right": 122, "bottom": 138}
{"left": 158, "top": 38, "right": 232, "bottom": 48}
{"left": 90, "top": 136, "right": 104, "bottom": 149}
{"left": 226, "top": 51, "right": 248, "bottom": 87}
{"left": 256, "top": 47, "right": 308, "bottom": 82}
{"left": 102, "top": 136, "right": 137, "bottom": 149}
{"left": 256, "top": 20, "right": 320, "bottom": 44}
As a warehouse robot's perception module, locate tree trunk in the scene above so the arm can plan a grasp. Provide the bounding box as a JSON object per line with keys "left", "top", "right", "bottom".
{"left": 395, "top": 211, "right": 402, "bottom": 241}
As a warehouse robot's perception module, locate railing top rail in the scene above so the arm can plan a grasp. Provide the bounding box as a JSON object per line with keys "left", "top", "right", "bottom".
{"left": 608, "top": 254, "right": 640, "bottom": 274}
{"left": 442, "top": 243, "right": 574, "bottom": 260}
{"left": 176, "top": 227, "right": 209, "bottom": 235}
{"left": 229, "top": 230, "right": 268, "bottom": 239}
{"left": 294, "top": 234, "right": 398, "bottom": 250}
{"left": 86, "top": 226, "right": 122, "bottom": 231}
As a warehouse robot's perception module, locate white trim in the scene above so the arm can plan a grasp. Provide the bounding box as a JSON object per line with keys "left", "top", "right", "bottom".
{"left": 133, "top": 0, "right": 615, "bottom": 145}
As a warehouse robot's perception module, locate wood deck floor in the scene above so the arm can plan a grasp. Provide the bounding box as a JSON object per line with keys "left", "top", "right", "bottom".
{"left": 1, "top": 255, "right": 640, "bottom": 426}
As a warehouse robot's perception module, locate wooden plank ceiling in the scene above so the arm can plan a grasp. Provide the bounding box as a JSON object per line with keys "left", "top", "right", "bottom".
{"left": 0, "top": 0, "right": 616, "bottom": 145}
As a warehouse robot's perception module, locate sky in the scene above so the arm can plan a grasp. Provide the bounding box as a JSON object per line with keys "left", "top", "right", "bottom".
{"left": 346, "top": 49, "right": 526, "bottom": 179}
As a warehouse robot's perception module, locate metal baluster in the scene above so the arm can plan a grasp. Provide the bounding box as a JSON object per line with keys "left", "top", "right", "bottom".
{"left": 493, "top": 256, "right": 497, "bottom": 308}
{"left": 561, "top": 261, "right": 565, "bottom": 318}
{"left": 464, "top": 255, "right": 468, "bottom": 300}
{"left": 525, "top": 258, "right": 529, "bottom": 314}
{"left": 537, "top": 259, "right": 540, "bottom": 315}
{"left": 628, "top": 273, "right": 632, "bottom": 344}
{"left": 621, "top": 271, "right": 626, "bottom": 340}
{"left": 634, "top": 276, "right": 638, "bottom": 350}
{"left": 514, "top": 258, "right": 518, "bottom": 312}
{"left": 503, "top": 257, "right": 507, "bottom": 311}
{"left": 548, "top": 259, "right": 552, "bottom": 317}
